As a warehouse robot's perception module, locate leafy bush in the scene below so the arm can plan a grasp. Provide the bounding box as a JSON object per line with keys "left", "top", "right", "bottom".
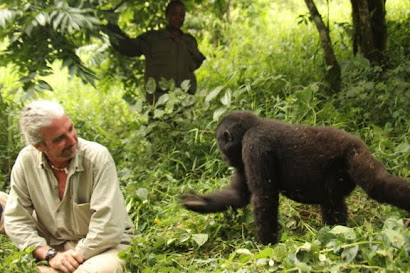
{"left": 0, "top": 89, "right": 23, "bottom": 190}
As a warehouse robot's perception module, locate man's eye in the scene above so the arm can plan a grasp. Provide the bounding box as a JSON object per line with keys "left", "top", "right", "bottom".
{"left": 54, "top": 136, "right": 64, "bottom": 143}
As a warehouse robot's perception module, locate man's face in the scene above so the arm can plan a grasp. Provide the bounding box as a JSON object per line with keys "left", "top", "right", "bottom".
{"left": 166, "top": 5, "right": 185, "bottom": 29}
{"left": 35, "top": 115, "right": 78, "bottom": 163}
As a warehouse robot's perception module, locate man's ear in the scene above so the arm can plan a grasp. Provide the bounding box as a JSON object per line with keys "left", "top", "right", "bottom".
{"left": 34, "top": 143, "right": 45, "bottom": 152}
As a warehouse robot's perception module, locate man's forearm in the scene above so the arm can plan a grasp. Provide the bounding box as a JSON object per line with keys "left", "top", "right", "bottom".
{"left": 33, "top": 245, "right": 53, "bottom": 260}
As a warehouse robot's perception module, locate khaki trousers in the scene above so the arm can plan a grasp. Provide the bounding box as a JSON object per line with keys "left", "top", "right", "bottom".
{"left": 0, "top": 192, "right": 127, "bottom": 273}
{"left": 37, "top": 242, "right": 127, "bottom": 273}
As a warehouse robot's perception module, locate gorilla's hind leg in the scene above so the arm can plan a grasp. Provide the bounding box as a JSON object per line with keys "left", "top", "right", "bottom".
{"left": 320, "top": 199, "right": 348, "bottom": 225}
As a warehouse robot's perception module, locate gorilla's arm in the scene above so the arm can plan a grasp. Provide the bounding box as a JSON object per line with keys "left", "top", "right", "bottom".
{"left": 181, "top": 169, "right": 251, "bottom": 213}
{"left": 242, "top": 133, "right": 281, "bottom": 244}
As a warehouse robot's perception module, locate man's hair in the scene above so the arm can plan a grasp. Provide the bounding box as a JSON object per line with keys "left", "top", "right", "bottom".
{"left": 165, "top": 0, "right": 185, "bottom": 15}
{"left": 19, "top": 100, "right": 66, "bottom": 145}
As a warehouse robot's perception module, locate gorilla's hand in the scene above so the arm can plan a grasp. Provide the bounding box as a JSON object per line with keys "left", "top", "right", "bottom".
{"left": 405, "top": 214, "right": 410, "bottom": 228}
{"left": 181, "top": 195, "right": 210, "bottom": 213}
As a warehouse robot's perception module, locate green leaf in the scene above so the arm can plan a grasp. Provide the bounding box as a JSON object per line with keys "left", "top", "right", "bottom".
{"left": 145, "top": 78, "right": 156, "bottom": 94}
{"left": 213, "top": 107, "right": 228, "bottom": 121}
{"left": 297, "top": 242, "right": 312, "bottom": 252}
{"left": 295, "top": 261, "right": 312, "bottom": 271}
{"left": 38, "top": 80, "right": 53, "bottom": 91}
{"left": 236, "top": 248, "right": 251, "bottom": 255}
{"left": 394, "top": 142, "right": 409, "bottom": 153}
{"left": 153, "top": 109, "right": 165, "bottom": 119}
{"left": 179, "top": 233, "right": 190, "bottom": 243}
{"left": 192, "top": 234, "right": 208, "bottom": 247}
{"left": 166, "top": 238, "right": 176, "bottom": 245}
{"left": 159, "top": 77, "right": 173, "bottom": 91}
{"left": 180, "top": 80, "right": 191, "bottom": 92}
{"left": 51, "top": 11, "right": 65, "bottom": 30}
{"left": 0, "top": 9, "right": 22, "bottom": 28}
{"left": 69, "top": 17, "right": 80, "bottom": 32}
{"left": 341, "top": 245, "right": 359, "bottom": 263}
{"left": 329, "top": 225, "right": 356, "bottom": 240}
{"left": 35, "top": 13, "right": 47, "bottom": 26}
{"left": 220, "top": 89, "right": 232, "bottom": 107}
{"left": 381, "top": 229, "right": 405, "bottom": 249}
{"left": 233, "top": 87, "right": 247, "bottom": 99}
{"left": 205, "top": 85, "right": 224, "bottom": 102}
{"left": 156, "top": 94, "right": 169, "bottom": 106}
{"left": 318, "top": 254, "right": 327, "bottom": 262}
{"left": 256, "top": 258, "right": 268, "bottom": 265}
{"left": 24, "top": 23, "right": 34, "bottom": 36}
{"left": 61, "top": 14, "right": 69, "bottom": 33}
{"left": 346, "top": 87, "right": 360, "bottom": 98}
{"left": 295, "top": 86, "right": 313, "bottom": 103}
{"left": 256, "top": 247, "right": 274, "bottom": 259}
{"left": 136, "top": 188, "right": 149, "bottom": 201}
{"left": 272, "top": 244, "right": 288, "bottom": 260}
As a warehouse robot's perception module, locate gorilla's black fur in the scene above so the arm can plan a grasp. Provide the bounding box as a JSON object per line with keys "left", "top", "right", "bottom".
{"left": 182, "top": 111, "right": 410, "bottom": 244}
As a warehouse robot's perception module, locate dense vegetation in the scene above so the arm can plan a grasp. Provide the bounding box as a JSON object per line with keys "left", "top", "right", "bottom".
{"left": 0, "top": 0, "right": 409, "bottom": 272}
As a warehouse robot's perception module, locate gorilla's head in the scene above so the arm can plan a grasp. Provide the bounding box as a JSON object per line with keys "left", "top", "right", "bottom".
{"left": 216, "top": 111, "right": 259, "bottom": 170}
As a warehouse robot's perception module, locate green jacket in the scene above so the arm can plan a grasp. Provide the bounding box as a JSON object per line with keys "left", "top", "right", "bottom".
{"left": 110, "top": 26, "right": 205, "bottom": 94}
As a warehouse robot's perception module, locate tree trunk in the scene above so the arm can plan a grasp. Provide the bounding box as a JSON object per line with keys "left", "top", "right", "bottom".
{"left": 357, "top": 0, "right": 376, "bottom": 60}
{"left": 226, "top": 0, "right": 231, "bottom": 22}
{"left": 351, "top": 0, "right": 386, "bottom": 64}
{"left": 370, "top": 0, "right": 387, "bottom": 53}
{"left": 304, "top": 0, "right": 341, "bottom": 92}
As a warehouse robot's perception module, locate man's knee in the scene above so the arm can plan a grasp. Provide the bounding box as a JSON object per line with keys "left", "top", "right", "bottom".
{"left": 74, "top": 245, "right": 127, "bottom": 273}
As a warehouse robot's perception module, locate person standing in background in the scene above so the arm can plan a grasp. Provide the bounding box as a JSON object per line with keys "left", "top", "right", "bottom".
{"left": 107, "top": 0, "right": 206, "bottom": 103}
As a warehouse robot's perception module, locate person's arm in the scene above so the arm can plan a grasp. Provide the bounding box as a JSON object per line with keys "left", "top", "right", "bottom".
{"left": 4, "top": 155, "right": 48, "bottom": 251}
{"left": 36, "top": 246, "right": 84, "bottom": 273}
{"left": 75, "top": 148, "right": 130, "bottom": 260}
{"left": 6, "top": 152, "right": 85, "bottom": 273}
{"left": 185, "top": 34, "right": 206, "bottom": 70}
{"left": 106, "top": 23, "right": 145, "bottom": 57}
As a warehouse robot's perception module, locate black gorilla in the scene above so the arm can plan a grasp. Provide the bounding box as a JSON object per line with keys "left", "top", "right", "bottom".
{"left": 182, "top": 111, "right": 410, "bottom": 244}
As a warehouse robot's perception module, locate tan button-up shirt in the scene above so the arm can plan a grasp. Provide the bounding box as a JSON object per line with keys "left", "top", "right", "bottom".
{"left": 4, "top": 138, "right": 134, "bottom": 260}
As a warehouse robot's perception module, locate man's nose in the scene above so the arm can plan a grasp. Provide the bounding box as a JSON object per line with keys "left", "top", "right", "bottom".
{"left": 67, "top": 132, "right": 77, "bottom": 144}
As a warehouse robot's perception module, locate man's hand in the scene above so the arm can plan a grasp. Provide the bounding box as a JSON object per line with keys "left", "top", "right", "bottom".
{"left": 48, "top": 249, "right": 84, "bottom": 273}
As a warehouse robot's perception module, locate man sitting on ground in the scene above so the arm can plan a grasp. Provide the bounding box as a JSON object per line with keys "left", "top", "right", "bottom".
{"left": 0, "top": 100, "right": 133, "bottom": 273}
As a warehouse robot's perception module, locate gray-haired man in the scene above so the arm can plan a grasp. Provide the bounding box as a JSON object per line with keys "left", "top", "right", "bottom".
{"left": 0, "top": 100, "right": 133, "bottom": 273}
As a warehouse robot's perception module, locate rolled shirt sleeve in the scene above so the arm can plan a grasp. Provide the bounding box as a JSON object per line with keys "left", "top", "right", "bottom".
{"left": 5, "top": 156, "right": 48, "bottom": 250}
